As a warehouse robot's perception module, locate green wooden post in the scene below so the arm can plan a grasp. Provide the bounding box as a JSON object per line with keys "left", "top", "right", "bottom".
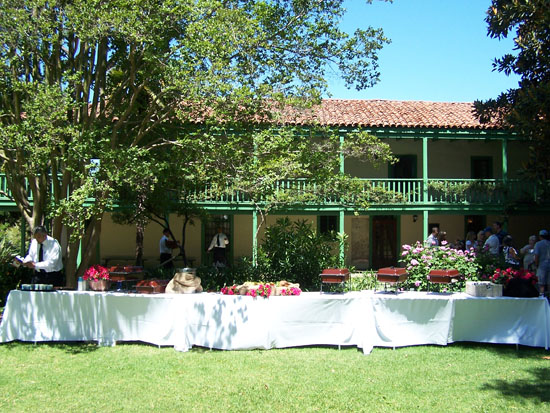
{"left": 339, "top": 133, "right": 346, "bottom": 266}
{"left": 339, "top": 210, "right": 345, "bottom": 266}
{"left": 501, "top": 138, "right": 508, "bottom": 182}
{"left": 76, "top": 239, "right": 82, "bottom": 268}
{"left": 422, "top": 137, "right": 429, "bottom": 241}
{"left": 252, "top": 209, "right": 258, "bottom": 267}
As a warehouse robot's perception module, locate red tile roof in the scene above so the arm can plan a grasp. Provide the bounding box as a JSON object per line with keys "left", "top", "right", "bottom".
{"left": 283, "top": 99, "right": 498, "bottom": 130}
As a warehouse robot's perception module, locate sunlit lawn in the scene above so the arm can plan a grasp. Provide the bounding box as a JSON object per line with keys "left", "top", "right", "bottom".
{"left": 1, "top": 341, "right": 549, "bottom": 412}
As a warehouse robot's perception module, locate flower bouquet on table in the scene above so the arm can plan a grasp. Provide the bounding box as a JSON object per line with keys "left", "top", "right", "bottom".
{"left": 273, "top": 280, "right": 301, "bottom": 296}
{"left": 486, "top": 267, "right": 539, "bottom": 298}
{"left": 220, "top": 281, "right": 302, "bottom": 297}
{"left": 220, "top": 282, "right": 273, "bottom": 298}
{"left": 83, "top": 265, "right": 111, "bottom": 291}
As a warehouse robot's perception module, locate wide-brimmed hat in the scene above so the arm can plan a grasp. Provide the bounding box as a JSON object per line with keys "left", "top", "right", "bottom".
{"left": 165, "top": 271, "right": 203, "bottom": 294}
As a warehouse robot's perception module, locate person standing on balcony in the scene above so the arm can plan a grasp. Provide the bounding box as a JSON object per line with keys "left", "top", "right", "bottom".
{"left": 534, "top": 229, "right": 550, "bottom": 296}
{"left": 22, "top": 226, "right": 64, "bottom": 286}
{"left": 483, "top": 227, "right": 499, "bottom": 255}
{"left": 208, "top": 227, "right": 229, "bottom": 267}
{"left": 425, "top": 227, "right": 439, "bottom": 247}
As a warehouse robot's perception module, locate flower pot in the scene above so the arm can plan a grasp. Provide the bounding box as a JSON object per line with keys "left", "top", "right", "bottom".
{"left": 87, "top": 279, "right": 111, "bottom": 291}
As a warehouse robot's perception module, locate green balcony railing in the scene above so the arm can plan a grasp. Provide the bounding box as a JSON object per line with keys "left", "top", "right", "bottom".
{"left": 0, "top": 174, "right": 544, "bottom": 209}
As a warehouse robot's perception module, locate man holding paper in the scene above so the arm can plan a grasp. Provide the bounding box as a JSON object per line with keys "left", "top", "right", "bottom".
{"left": 22, "top": 226, "right": 64, "bottom": 286}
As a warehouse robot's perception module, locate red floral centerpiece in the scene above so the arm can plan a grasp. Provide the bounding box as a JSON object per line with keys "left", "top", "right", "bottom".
{"left": 84, "top": 265, "right": 111, "bottom": 291}
{"left": 490, "top": 267, "right": 538, "bottom": 286}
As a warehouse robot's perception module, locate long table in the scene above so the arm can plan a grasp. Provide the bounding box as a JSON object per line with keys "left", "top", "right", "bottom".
{"left": 1, "top": 290, "right": 549, "bottom": 354}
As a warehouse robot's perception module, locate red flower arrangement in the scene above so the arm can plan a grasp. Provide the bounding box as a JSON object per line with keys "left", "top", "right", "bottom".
{"left": 490, "top": 267, "right": 537, "bottom": 286}
{"left": 220, "top": 285, "right": 238, "bottom": 295}
{"left": 280, "top": 287, "right": 301, "bottom": 296}
{"left": 220, "top": 284, "right": 273, "bottom": 298}
{"left": 83, "top": 265, "right": 110, "bottom": 281}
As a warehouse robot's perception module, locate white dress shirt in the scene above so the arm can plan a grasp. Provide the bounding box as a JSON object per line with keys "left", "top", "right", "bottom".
{"left": 23, "top": 235, "right": 63, "bottom": 272}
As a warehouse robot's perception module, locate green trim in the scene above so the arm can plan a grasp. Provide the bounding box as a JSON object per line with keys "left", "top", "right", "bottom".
{"left": 252, "top": 209, "right": 258, "bottom": 266}
{"left": 423, "top": 210, "right": 429, "bottom": 241}
{"left": 339, "top": 210, "right": 345, "bottom": 266}
{"left": 502, "top": 139, "right": 508, "bottom": 182}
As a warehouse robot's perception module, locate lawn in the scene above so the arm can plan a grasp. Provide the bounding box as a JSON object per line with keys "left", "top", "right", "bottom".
{"left": 0, "top": 342, "right": 549, "bottom": 412}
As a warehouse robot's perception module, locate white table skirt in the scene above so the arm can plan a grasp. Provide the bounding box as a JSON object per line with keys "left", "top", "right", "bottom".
{"left": 1, "top": 290, "right": 549, "bottom": 353}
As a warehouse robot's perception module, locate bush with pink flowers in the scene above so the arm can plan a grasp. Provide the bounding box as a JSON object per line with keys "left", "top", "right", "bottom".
{"left": 399, "top": 241, "right": 480, "bottom": 292}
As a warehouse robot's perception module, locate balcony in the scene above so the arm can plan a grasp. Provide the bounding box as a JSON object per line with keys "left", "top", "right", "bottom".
{"left": 0, "top": 174, "right": 545, "bottom": 213}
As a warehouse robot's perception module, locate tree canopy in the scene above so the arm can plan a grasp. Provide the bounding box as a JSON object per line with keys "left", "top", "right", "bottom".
{"left": 475, "top": 0, "right": 550, "bottom": 188}
{"left": 0, "top": 0, "right": 394, "bottom": 285}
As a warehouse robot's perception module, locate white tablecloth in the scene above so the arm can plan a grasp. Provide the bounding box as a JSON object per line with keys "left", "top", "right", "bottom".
{"left": 1, "top": 290, "right": 549, "bottom": 353}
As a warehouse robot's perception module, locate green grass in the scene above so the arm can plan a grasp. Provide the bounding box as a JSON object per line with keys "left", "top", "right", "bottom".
{"left": 0, "top": 342, "right": 549, "bottom": 412}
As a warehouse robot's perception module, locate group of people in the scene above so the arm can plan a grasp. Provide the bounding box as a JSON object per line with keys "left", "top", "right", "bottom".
{"left": 426, "top": 222, "right": 550, "bottom": 296}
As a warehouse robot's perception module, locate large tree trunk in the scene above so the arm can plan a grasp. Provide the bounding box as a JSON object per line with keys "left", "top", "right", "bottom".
{"left": 135, "top": 221, "right": 144, "bottom": 266}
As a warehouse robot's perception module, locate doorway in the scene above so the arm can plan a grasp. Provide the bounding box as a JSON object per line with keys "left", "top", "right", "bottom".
{"left": 371, "top": 216, "right": 398, "bottom": 269}
{"left": 203, "top": 214, "right": 232, "bottom": 266}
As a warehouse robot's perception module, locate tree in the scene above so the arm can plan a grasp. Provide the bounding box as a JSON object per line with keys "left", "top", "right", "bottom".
{"left": 0, "top": 0, "right": 392, "bottom": 286}
{"left": 474, "top": 0, "right": 550, "bottom": 195}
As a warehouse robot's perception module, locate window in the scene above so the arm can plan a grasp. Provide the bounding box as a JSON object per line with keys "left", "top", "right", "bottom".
{"left": 319, "top": 215, "right": 338, "bottom": 234}
{"left": 471, "top": 156, "right": 493, "bottom": 179}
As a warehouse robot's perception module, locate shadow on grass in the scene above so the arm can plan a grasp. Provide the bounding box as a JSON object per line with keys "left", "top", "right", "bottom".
{"left": 480, "top": 367, "right": 550, "bottom": 403}
{"left": 448, "top": 341, "right": 550, "bottom": 359}
{"left": 1, "top": 340, "right": 99, "bottom": 354}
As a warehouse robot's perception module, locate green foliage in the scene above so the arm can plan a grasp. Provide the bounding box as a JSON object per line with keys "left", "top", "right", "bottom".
{"left": 399, "top": 241, "right": 481, "bottom": 292}
{"left": 0, "top": 0, "right": 393, "bottom": 285}
{"left": 475, "top": 0, "right": 550, "bottom": 196}
{"left": 0, "top": 236, "right": 32, "bottom": 305}
{"left": 347, "top": 271, "right": 378, "bottom": 291}
{"left": 197, "top": 257, "right": 259, "bottom": 292}
{"left": 256, "top": 218, "right": 340, "bottom": 290}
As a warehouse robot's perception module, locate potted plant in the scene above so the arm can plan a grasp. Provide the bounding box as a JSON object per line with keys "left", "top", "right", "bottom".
{"left": 83, "top": 265, "right": 111, "bottom": 291}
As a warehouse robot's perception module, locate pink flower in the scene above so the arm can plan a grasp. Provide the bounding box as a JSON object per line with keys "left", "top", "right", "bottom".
{"left": 410, "top": 259, "right": 419, "bottom": 266}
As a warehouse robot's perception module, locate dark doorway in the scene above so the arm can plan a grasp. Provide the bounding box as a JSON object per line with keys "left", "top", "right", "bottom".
{"left": 389, "top": 155, "right": 417, "bottom": 178}
{"left": 203, "top": 215, "right": 232, "bottom": 266}
{"left": 471, "top": 156, "right": 493, "bottom": 179}
{"left": 371, "top": 216, "right": 398, "bottom": 269}
{"left": 465, "top": 215, "right": 485, "bottom": 235}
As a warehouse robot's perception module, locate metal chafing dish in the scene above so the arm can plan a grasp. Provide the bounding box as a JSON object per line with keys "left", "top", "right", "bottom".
{"left": 320, "top": 268, "right": 350, "bottom": 293}
{"left": 376, "top": 267, "right": 408, "bottom": 292}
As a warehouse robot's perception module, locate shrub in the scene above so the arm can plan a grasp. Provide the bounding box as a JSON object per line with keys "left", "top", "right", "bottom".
{"left": 197, "top": 257, "right": 258, "bottom": 292}
{"left": 256, "top": 218, "right": 340, "bottom": 290}
{"left": 399, "top": 241, "right": 481, "bottom": 292}
{"left": 347, "top": 271, "right": 378, "bottom": 291}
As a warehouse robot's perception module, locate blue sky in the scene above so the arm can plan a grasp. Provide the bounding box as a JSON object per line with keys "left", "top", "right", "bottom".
{"left": 326, "top": 0, "right": 520, "bottom": 102}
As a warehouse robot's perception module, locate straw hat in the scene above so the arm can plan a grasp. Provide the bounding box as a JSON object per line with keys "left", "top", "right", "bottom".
{"left": 165, "top": 271, "right": 203, "bottom": 294}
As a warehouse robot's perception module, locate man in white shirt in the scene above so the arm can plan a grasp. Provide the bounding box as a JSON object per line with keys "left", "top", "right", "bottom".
{"left": 425, "top": 227, "right": 439, "bottom": 247}
{"left": 208, "top": 227, "right": 229, "bottom": 267}
{"left": 23, "top": 226, "right": 64, "bottom": 286}
{"left": 483, "top": 226, "right": 499, "bottom": 255}
{"left": 159, "top": 228, "right": 179, "bottom": 269}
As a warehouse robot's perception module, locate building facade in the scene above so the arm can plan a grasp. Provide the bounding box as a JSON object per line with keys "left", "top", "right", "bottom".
{"left": 3, "top": 99, "right": 550, "bottom": 269}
